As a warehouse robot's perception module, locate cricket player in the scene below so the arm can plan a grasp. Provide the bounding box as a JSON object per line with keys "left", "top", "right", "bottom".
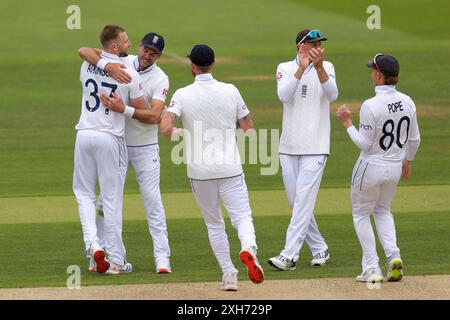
{"left": 78, "top": 32, "right": 172, "bottom": 274}
{"left": 337, "top": 53, "right": 421, "bottom": 282}
{"left": 73, "top": 25, "right": 147, "bottom": 275}
{"left": 156, "top": 44, "right": 263, "bottom": 291}
{"left": 268, "top": 29, "right": 338, "bottom": 271}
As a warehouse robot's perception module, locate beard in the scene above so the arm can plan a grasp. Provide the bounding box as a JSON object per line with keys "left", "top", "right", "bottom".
{"left": 118, "top": 46, "right": 129, "bottom": 57}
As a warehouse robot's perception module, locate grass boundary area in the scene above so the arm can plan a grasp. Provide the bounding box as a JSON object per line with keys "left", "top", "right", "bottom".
{"left": 0, "top": 185, "right": 448, "bottom": 224}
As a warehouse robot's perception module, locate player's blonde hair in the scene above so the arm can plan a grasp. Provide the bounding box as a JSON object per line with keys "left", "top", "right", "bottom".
{"left": 100, "top": 25, "right": 125, "bottom": 48}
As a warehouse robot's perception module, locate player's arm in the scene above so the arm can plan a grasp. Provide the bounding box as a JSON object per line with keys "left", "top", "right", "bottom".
{"left": 137, "top": 78, "right": 170, "bottom": 124}
{"left": 277, "top": 46, "right": 312, "bottom": 103}
{"left": 160, "top": 111, "right": 178, "bottom": 139}
{"left": 276, "top": 65, "right": 300, "bottom": 103}
{"left": 236, "top": 113, "right": 254, "bottom": 132}
{"left": 100, "top": 93, "right": 165, "bottom": 124}
{"left": 336, "top": 103, "right": 375, "bottom": 152}
{"left": 160, "top": 92, "right": 183, "bottom": 139}
{"left": 77, "top": 47, "right": 131, "bottom": 84}
{"left": 402, "top": 109, "right": 421, "bottom": 180}
{"left": 234, "top": 86, "right": 254, "bottom": 132}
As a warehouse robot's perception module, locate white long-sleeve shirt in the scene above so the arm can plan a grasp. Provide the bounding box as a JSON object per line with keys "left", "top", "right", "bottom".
{"left": 120, "top": 55, "right": 169, "bottom": 146}
{"left": 76, "top": 51, "right": 143, "bottom": 137}
{"left": 347, "top": 85, "right": 421, "bottom": 163}
{"left": 276, "top": 57, "right": 338, "bottom": 155}
{"left": 167, "top": 73, "right": 249, "bottom": 180}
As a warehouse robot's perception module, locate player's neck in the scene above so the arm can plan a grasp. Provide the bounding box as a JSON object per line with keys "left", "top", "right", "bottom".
{"left": 102, "top": 49, "right": 120, "bottom": 59}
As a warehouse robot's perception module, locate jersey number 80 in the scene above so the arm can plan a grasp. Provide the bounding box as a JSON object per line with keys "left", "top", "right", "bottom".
{"left": 379, "top": 116, "right": 410, "bottom": 151}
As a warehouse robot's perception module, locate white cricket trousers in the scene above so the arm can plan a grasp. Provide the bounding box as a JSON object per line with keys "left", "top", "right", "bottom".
{"left": 351, "top": 157, "right": 401, "bottom": 272}
{"left": 279, "top": 154, "right": 328, "bottom": 261}
{"left": 73, "top": 130, "right": 127, "bottom": 266}
{"left": 190, "top": 174, "right": 257, "bottom": 276}
{"left": 127, "top": 144, "right": 170, "bottom": 258}
{"left": 97, "top": 144, "right": 171, "bottom": 258}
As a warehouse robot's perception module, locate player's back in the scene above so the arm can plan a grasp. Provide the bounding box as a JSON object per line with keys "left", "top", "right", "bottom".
{"left": 174, "top": 77, "right": 245, "bottom": 180}
{"left": 76, "top": 53, "right": 140, "bottom": 137}
{"left": 180, "top": 80, "right": 238, "bottom": 131}
{"left": 362, "top": 85, "right": 418, "bottom": 163}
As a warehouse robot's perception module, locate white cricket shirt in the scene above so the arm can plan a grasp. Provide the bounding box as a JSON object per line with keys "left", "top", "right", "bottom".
{"left": 347, "top": 85, "right": 421, "bottom": 163}
{"left": 76, "top": 51, "right": 143, "bottom": 137}
{"left": 167, "top": 73, "right": 249, "bottom": 180}
{"left": 121, "top": 55, "right": 169, "bottom": 146}
{"left": 276, "top": 57, "right": 338, "bottom": 155}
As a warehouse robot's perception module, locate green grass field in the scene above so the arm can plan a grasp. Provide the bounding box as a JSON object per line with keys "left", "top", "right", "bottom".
{"left": 0, "top": 0, "right": 449, "bottom": 289}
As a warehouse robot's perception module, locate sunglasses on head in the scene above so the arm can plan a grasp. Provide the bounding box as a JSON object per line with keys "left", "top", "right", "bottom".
{"left": 297, "top": 29, "right": 323, "bottom": 45}
{"left": 373, "top": 53, "right": 383, "bottom": 72}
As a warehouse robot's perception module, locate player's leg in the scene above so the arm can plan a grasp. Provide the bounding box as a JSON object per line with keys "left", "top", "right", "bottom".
{"left": 280, "top": 155, "right": 327, "bottom": 262}
{"left": 268, "top": 154, "right": 300, "bottom": 269}
{"left": 73, "top": 131, "right": 100, "bottom": 252}
{"left": 190, "top": 179, "right": 238, "bottom": 277}
{"left": 219, "top": 175, "right": 256, "bottom": 250}
{"left": 95, "top": 197, "right": 105, "bottom": 249}
{"left": 278, "top": 154, "right": 328, "bottom": 265}
{"left": 373, "top": 163, "right": 403, "bottom": 280}
{"left": 129, "top": 145, "right": 171, "bottom": 272}
{"left": 219, "top": 174, "right": 264, "bottom": 284}
{"left": 96, "top": 134, "right": 128, "bottom": 270}
{"left": 351, "top": 159, "right": 382, "bottom": 280}
{"left": 307, "top": 215, "right": 330, "bottom": 265}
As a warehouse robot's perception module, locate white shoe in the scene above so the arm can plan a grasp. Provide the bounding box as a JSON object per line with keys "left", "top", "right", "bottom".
{"left": 311, "top": 250, "right": 330, "bottom": 266}
{"left": 220, "top": 272, "right": 238, "bottom": 291}
{"left": 356, "top": 267, "right": 384, "bottom": 283}
{"left": 105, "top": 261, "right": 133, "bottom": 275}
{"left": 387, "top": 257, "right": 403, "bottom": 281}
{"left": 89, "top": 244, "right": 109, "bottom": 274}
{"left": 240, "top": 248, "right": 264, "bottom": 284}
{"left": 155, "top": 257, "right": 172, "bottom": 274}
{"left": 268, "top": 255, "right": 296, "bottom": 271}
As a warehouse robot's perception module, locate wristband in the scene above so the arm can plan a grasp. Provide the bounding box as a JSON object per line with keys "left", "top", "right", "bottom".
{"left": 123, "top": 106, "right": 135, "bottom": 118}
{"left": 97, "top": 58, "right": 108, "bottom": 70}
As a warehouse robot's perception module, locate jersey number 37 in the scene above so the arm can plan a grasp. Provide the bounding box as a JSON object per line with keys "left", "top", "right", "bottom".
{"left": 84, "top": 79, "right": 118, "bottom": 112}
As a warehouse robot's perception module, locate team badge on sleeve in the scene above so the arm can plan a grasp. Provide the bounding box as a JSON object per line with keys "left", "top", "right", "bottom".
{"left": 277, "top": 72, "right": 283, "bottom": 79}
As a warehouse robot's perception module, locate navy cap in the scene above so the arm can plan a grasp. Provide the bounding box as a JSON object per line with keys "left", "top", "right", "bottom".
{"left": 141, "top": 32, "right": 164, "bottom": 53}
{"left": 187, "top": 44, "right": 215, "bottom": 67}
{"left": 296, "top": 29, "right": 327, "bottom": 45}
{"left": 367, "top": 53, "right": 399, "bottom": 77}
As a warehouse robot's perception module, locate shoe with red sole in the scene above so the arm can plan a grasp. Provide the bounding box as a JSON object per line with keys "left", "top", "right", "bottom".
{"left": 240, "top": 248, "right": 264, "bottom": 284}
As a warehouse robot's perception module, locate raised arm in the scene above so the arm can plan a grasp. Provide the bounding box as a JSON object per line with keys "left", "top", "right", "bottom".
{"left": 78, "top": 47, "right": 102, "bottom": 65}
{"left": 77, "top": 47, "right": 131, "bottom": 84}
{"left": 309, "top": 49, "right": 338, "bottom": 101}
{"left": 336, "top": 103, "right": 375, "bottom": 152}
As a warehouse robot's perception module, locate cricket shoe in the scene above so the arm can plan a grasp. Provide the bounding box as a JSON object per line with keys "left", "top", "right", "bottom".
{"left": 86, "top": 249, "right": 96, "bottom": 272}
{"left": 240, "top": 248, "right": 264, "bottom": 284}
{"left": 387, "top": 257, "right": 403, "bottom": 281}
{"left": 220, "top": 272, "right": 238, "bottom": 291}
{"left": 105, "top": 261, "right": 133, "bottom": 275}
{"left": 356, "top": 267, "right": 384, "bottom": 283}
{"left": 155, "top": 257, "right": 172, "bottom": 274}
{"left": 89, "top": 244, "right": 109, "bottom": 274}
{"left": 88, "top": 253, "right": 96, "bottom": 272}
{"left": 311, "top": 250, "right": 330, "bottom": 266}
{"left": 268, "top": 255, "right": 296, "bottom": 271}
